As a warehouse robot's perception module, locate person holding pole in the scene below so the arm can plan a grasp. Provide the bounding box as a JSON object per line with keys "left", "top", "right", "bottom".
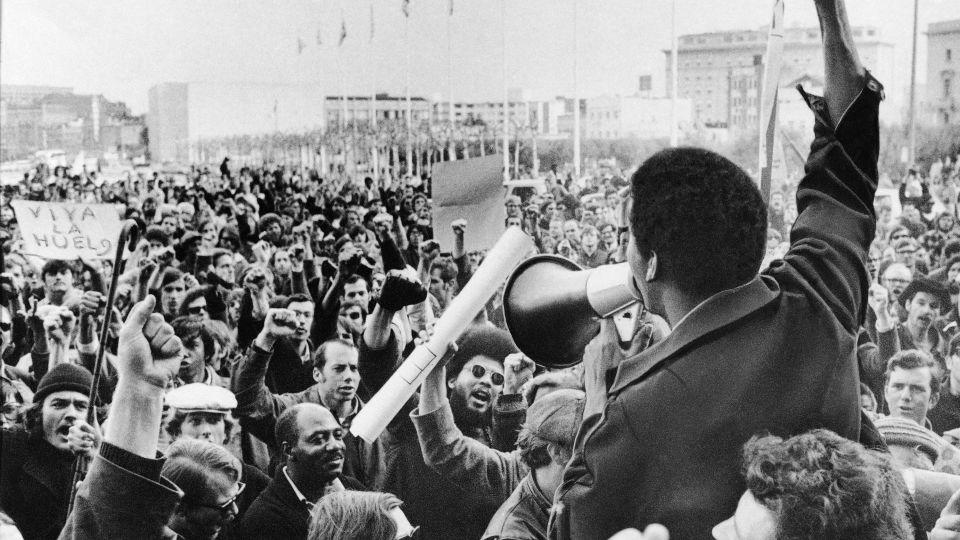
{"left": 0, "top": 362, "right": 94, "bottom": 540}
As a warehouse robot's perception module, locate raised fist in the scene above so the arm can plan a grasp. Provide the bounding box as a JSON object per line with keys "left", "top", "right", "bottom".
{"left": 44, "top": 308, "right": 76, "bottom": 344}
{"left": 868, "top": 283, "right": 889, "bottom": 315}
{"left": 152, "top": 246, "right": 175, "bottom": 267}
{"left": 419, "top": 240, "right": 440, "bottom": 261}
{"left": 79, "top": 291, "right": 105, "bottom": 318}
{"left": 115, "top": 296, "right": 184, "bottom": 390}
{"left": 379, "top": 269, "right": 427, "bottom": 312}
{"left": 451, "top": 219, "right": 467, "bottom": 235}
{"left": 503, "top": 353, "right": 536, "bottom": 395}
{"left": 244, "top": 267, "right": 269, "bottom": 292}
{"left": 183, "top": 273, "right": 200, "bottom": 291}
{"left": 262, "top": 308, "right": 299, "bottom": 339}
{"left": 338, "top": 244, "right": 362, "bottom": 276}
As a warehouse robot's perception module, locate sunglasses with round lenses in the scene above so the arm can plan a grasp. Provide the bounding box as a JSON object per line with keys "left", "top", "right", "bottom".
{"left": 471, "top": 365, "right": 504, "bottom": 386}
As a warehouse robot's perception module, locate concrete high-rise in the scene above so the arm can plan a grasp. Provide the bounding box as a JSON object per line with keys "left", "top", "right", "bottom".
{"left": 925, "top": 19, "right": 960, "bottom": 126}
{"left": 664, "top": 25, "right": 896, "bottom": 129}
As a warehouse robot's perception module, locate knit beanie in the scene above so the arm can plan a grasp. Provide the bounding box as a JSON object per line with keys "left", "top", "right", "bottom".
{"left": 874, "top": 415, "right": 944, "bottom": 464}
{"left": 34, "top": 363, "right": 93, "bottom": 405}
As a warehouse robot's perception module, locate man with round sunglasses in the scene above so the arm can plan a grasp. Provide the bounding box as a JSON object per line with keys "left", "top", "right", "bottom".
{"left": 365, "top": 324, "right": 520, "bottom": 540}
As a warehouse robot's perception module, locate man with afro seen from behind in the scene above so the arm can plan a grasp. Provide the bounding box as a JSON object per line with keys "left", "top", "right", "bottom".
{"left": 554, "top": 0, "right": 905, "bottom": 538}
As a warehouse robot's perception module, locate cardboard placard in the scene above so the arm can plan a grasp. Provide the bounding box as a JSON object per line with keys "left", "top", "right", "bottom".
{"left": 11, "top": 201, "right": 123, "bottom": 259}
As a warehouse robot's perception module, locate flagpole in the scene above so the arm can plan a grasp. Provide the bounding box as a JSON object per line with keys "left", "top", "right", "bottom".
{"left": 501, "top": 0, "right": 509, "bottom": 182}
{"left": 758, "top": 0, "right": 784, "bottom": 203}
{"left": 447, "top": 0, "right": 456, "bottom": 161}
{"left": 670, "top": 0, "right": 679, "bottom": 148}
{"left": 572, "top": 0, "right": 581, "bottom": 178}
{"left": 907, "top": 0, "right": 919, "bottom": 165}
{"left": 341, "top": 2, "right": 348, "bottom": 135}
{"left": 369, "top": 0, "right": 378, "bottom": 176}
{"left": 405, "top": 8, "right": 413, "bottom": 177}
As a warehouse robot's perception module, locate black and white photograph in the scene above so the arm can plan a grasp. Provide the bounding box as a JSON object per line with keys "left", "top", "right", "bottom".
{"left": 1, "top": 0, "right": 960, "bottom": 538}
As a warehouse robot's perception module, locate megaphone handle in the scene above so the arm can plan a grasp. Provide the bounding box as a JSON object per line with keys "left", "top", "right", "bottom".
{"left": 611, "top": 303, "right": 640, "bottom": 343}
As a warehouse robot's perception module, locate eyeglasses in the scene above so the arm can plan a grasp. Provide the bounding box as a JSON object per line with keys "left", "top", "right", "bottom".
{"left": 343, "top": 311, "right": 363, "bottom": 320}
{"left": 194, "top": 482, "right": 246, "bottom": 515}
{"left": 187, "top": 305, "right": 208, "bottom": 315}
{"left": 471, "top": 365, "right": 504, "bottom": 386}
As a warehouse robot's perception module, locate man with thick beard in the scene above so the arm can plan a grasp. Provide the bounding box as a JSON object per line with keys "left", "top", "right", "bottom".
{"left": 368, "top": 324, "right": 519, "bottom": 539}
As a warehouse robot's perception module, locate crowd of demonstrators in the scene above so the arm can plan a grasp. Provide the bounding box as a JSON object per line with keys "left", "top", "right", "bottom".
{"left": 7, "top": 3, "right": 960, "bottom": 540}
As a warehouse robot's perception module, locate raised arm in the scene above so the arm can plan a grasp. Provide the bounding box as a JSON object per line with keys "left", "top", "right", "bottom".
{"left": 231, "top": 308, "right": 299, "bottom": 445}
{"left": 816, "top": 0, "right": 865, "bottom": 126}
{"left": 413, "top": 361, "right": 526, "bottom": 503}
{"left": 780, "top": 0, "right": 883, "bottom": 330}
{"left": 61, "top": 296, "right": 184, "bottom": 539}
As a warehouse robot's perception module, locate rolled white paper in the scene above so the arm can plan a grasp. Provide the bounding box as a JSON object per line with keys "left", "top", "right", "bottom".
{"left": 350, "top": 227, "right": 534, "bottom": 443}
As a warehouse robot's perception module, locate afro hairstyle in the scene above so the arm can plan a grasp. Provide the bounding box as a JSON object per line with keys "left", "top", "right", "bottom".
{"left": 630, "top": 147, "right": 766, "bottom": 298}
{"left": 446, "top": 325, "right": 519, "bottom": 382}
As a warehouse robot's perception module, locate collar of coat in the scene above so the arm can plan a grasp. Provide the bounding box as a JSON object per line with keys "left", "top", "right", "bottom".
{"left": 610, "top": 275, "right": 779, "bottom": 393}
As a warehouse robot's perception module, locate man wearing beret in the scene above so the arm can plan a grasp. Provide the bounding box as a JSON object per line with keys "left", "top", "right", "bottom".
{"left": 0, "top": 362, "right": 94, "bottom": 540}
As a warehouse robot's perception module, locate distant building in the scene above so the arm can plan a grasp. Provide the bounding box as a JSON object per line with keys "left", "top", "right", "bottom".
{"left": 325, "top": 94, "right": 430, "bottom": 127}
{"left": 432, "top": 89, "right": 532, "bottom": 128}
{"left": 535, "top": 97, "right": 581, "bottom": 139}
{"left": 0, "top": 85, "right": 140, "bottom": 161}
{"left": 664, "top": 25, "right": 896, "bottom": 129}
{"left": 925, "top": 19, "right": 960, "bottom": 125}
{"left": 431, "top": 91, "right": 580, "bottom": 139}
{"left": 585, "top": 94, "right": 693, "bottom": 140}
{"left": 147, "top": 82, "right": 328, "bottom": 163}
{"left": 0, "top": 85, "right": 73, "bottom": 106}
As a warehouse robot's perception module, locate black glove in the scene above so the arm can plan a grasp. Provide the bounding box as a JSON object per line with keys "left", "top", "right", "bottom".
{"left": 378, "top": 270, "right": 427, "bottom": 312}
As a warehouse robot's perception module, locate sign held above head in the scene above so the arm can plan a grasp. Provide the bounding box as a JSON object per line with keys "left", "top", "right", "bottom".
{"left": 11, "top": 201, "right": 122, "bottom": 260}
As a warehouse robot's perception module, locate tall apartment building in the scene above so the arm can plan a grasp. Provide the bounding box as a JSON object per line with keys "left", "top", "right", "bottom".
{"left": 926, "top": 19, "right": 960, "bottom": 125}
{"left": 664, "top": 25, "right": 895, "bottom": 129}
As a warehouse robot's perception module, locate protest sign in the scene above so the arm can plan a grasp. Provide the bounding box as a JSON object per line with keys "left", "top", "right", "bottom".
{"left": 432, "top": 155, "right": 507, "bottom": 252}
{"left": 11, "top": 201, "right": 122, "bottom": 260}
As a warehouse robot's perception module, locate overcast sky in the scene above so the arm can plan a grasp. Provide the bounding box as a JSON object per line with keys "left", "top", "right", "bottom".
{"left": 1, "top": 0, "right": 957, "bottom": 114}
